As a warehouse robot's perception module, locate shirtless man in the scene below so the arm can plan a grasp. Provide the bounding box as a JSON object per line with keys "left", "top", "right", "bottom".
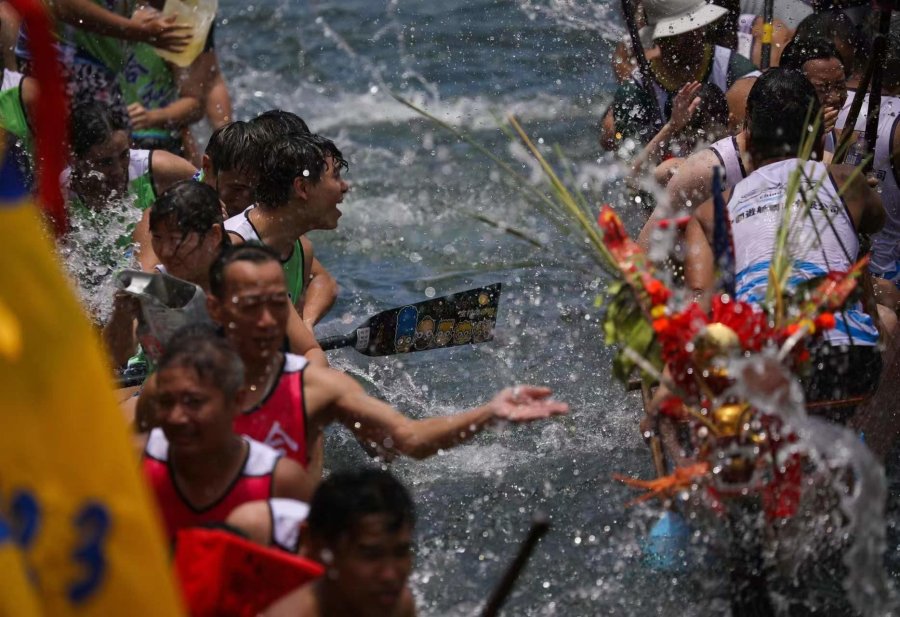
{"left": 262, "top": 469, "right": 417, "bottom": 617}
{"left": 201, "top": 243, "right": 568, "bottom": 478}
{"left": 225, "top": 130, "right": 344, "bottom": 324}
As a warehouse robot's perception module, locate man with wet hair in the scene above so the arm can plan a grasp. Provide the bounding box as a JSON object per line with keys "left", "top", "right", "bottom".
{"left": 262, "top": 469, "right": 417, "bottom": 617}
{"left": 140, "top": 324, "right": 313, "bottom": 544}
{"left": 199, "top": 120, "right": 260, "bottom": 217}
{"left": 225, "top": 131, "right": 344, "bottom": 325}
{"left": 203, "top": 243, "right": 568, "bottom": 477}
{"left": 685, "top": 68, "right": 889, "bottom": 418}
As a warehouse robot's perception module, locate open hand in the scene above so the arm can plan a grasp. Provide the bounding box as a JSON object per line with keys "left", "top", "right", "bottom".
{"left": 134, "top": 9, "right": 192, "bottom": 52}
{"left": 669, "top": 81, "right": 702, "bottom": 133}
{"left": 490, "top": 385, "right": 569, "bottom": 422}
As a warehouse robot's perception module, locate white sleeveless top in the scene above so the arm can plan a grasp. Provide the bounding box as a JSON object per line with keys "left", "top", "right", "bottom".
{"left": 1, "top": 68, "right": 23, "bottom": 92}
{"left": 836, "top": 91, "right": 900, "bottom": 283}
{"left": 269, "top": 498, "right": 310, "bottom": 553}
{"left": 224, "top": 205, "right": 261, "bottom": 242}
{"left": 730, "top": 158, "right": 878, "bottom": 346}
{"left": 708, "top": 134, "right": 748, "bottom": 189}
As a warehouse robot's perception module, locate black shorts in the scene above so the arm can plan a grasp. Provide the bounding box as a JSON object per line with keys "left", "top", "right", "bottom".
{"left": 801, "top": 342, "right": 882, "bottom": 420}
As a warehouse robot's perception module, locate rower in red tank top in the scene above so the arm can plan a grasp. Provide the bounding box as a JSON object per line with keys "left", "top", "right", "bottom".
{"left": 139, "top": 324, "right": 314, "bottom": 545}
{"left": 233, "top": 353, "right": 311, "bottom": 468}
{"left": 143, "top": 428, "right": 281, "bottom": 544}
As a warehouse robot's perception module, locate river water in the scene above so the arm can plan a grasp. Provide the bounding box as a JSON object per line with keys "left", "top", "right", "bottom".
{"left": 206, "top": 0, "right": 896, "bottom": 614}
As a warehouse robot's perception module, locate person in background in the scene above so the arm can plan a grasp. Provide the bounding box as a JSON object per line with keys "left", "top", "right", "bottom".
{"left": 629, "top": 81, "right": 730, "bottom": 188}
{"left": 15, "top": 0, "right": 191, "bottom": 125}
{"left": 140, "top": 324, "right": 313, "bottom": 545}
{"left": 119, "top": 40, "right": 204, "bottom": 157}
{"left": 64, "top": 102, "right": 196, "bottom": 272}
{"left": 733, "top": 12, "right": 792, "bottom": 67}
{"left": 780, "top": 37, "right": 848, "bottom": 149}
{"left": 188, "top": 22, "right": 233, "bottom": 130}
{"left": 262, "top": 469, "right": 417, "bottom": 617}
{"left": 601, "top": 0, "right": 758, "bottom": 151}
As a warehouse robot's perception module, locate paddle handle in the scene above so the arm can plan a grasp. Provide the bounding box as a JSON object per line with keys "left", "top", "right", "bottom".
{"left": 317, "top": 332, "right": 357, "bottom": 351}
{"left": 480, "top": 515, "right": 550, "bottom": 617}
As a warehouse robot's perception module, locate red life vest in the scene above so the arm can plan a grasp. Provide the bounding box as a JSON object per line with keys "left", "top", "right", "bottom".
{"left": 233, "top": 353, "right": 310, "bottom": 468}
{"left": 142, "top": 429, "right": 280, "bottom": 544}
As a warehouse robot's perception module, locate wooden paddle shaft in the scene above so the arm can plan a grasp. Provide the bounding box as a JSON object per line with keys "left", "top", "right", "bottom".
{"left": 481, "top": 516, "right": 550, "bottom": 617}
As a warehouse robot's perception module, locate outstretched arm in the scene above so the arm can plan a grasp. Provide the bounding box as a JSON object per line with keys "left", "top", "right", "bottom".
{"left": 49, "top": 0, "right": 191, "bottom": 51}
{"left": 306, "top": 367, "right": 568, "bottom": 460}
{"left": 286, "top": 305, "right": 327, "bottom": 367}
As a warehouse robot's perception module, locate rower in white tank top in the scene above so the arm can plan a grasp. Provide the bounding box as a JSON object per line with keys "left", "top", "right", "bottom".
{"left": 836, "top": 90, "right": 900, "bottom": 284}
{"left": 708, "top": 134, "right": 748, "bottom": 189}
{"left": 730, "top": 158, "right": 879, "bottom": 347}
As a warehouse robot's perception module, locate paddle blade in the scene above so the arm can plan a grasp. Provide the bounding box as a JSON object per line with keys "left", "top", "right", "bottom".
{"left": 349, "top": 283, "right": 502, "bottom": 357}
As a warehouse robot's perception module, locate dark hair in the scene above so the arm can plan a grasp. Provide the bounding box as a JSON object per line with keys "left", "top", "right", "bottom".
{"left": 746, "top": 68, "right": 822, "bottom": 163}
{"left": 205, "top": 121, "right": 258, "bottom": 174}
{"left": 795, "top": 12, "right": 865, "bottom": 73}
{"left": 780, "top": 36, "right": 842, "bottom": 72}
{"left": 157, "top": 323, "right": 245, "bottom": 397}
{"left": 209, "top": 242, "right": 282, "bottom": 298}
{"left": 249, "top": 109, "right": 311, "bottom": 144}
{"left": 255, "top": 132, "right": 348, "bottom": 207}
{"left": 70, "top": 102, "right": 128, "bottom": 158}
{"left": 307, "top": 468, "right": 415, "bottom": 545}
{"left": 150, "top": 180, "right": 228, "bottom": 240}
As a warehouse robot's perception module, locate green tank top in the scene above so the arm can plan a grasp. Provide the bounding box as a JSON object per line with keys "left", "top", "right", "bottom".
{"left": 283, "top": 240, "right": 305, "bottom": 305}
{"left": 119, "top": 44, "right": 179, "bottom": 142}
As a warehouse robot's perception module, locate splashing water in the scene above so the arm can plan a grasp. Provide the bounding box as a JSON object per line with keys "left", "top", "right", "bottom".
{"left": 57, "top": 193, "right": 142, "bottom": 322}
{"left": 727, "top": 351, "right": 898, "bottom": 615}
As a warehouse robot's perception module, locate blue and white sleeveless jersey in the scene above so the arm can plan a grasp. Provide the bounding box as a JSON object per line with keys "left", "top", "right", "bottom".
{"left": 730, "top": 158, "right": 878, "bottom": 347}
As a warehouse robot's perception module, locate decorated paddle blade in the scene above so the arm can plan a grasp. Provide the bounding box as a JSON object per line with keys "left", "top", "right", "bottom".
{"left": 319, "top": 284, "right": 502, "bottom": 356}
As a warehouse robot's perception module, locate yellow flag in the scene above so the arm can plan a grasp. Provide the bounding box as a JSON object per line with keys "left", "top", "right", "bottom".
{"left": 0, "top": 136, "right": 185, "bottom": 615}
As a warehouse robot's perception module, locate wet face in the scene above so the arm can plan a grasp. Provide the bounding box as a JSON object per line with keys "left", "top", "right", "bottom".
{"left": 73, "top": 130, "right": 130, "bottom": 201}
{"left": 151, "top": 218, "right": 223, "bottom": 283}
{"left": 211, "top": 167, "right": 259, "bottom": 218}
{"left": 208, "top": 260, "right": 291, "bottom": 362}
{"left": 154, "top": 365, "right": 235, "bottom": 456}
{"left": 322, "top": 514, "right": 413, "bottom": 617}
{"left": 804, "top": 58, "right": 847, "bottom": 112}
{"left": 301, "top": 156, "right": 349, "bottom": 230}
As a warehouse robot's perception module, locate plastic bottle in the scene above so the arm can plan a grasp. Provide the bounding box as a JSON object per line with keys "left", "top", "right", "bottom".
{"left": 843, "top": 132, "right": 867, "bottom": 168}
{"left": 154, "top": 0, "right": 218, "bottom": 68}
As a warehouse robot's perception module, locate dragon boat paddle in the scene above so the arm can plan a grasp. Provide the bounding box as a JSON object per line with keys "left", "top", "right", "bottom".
{"left": 116, "top": 284, "right": 503, "bottom": 387}
{"left": 315, "top": 283, "right": 502, "bottom": 356}
{"left": 480, "top": 514, "right": 550, "bottom": 617}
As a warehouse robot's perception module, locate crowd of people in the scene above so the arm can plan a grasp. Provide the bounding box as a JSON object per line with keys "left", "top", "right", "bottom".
{"left": 1, "top": 0, "right": 899, "bottom": 612}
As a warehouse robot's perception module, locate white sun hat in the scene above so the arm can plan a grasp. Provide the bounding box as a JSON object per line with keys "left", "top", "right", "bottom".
{"left": 639, "top": 0, "right": 729, "bottom": 47}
